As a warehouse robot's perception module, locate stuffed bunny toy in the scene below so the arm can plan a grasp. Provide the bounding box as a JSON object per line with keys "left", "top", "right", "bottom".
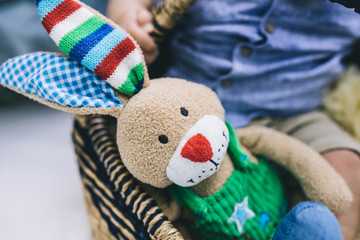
{"left": 0, "top": 0, "right": 354, "bottom": 239}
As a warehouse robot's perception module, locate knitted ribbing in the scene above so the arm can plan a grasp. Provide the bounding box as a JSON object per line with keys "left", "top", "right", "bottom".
{"left": 36, "top": 0, "right": 145, "bottom": 95}
{"left": 169, "top": 123, "right": 287, "bottom": 240}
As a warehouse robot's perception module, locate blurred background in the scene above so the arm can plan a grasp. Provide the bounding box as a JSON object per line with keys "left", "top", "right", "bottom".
{"left": 0, "top": 0, "right": 108, "bottom": 239}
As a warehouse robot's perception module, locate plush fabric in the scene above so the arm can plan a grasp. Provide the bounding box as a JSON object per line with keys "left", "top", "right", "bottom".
{"left": 117, "top": 78, "right": 225, "bottom": 188}
{"left": 168, "top": 123, "right": 286, "bottom": 240}
{"left": 0, "top": 52, "right": 124, "bottom": 109}
{"left": 166, "top": 115, "right": 229, "bottom": 187}
{"left": 180, "top": 133, "right": 213, "bottom": 163}
{"left": 236, "top": 126, "right": 353, "bottom": 215}
{"left": 36, "top": 0, "right": 146, "bottom": 94}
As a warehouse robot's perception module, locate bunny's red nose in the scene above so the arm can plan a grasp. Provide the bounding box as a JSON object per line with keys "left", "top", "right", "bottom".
{"left": 181, "top": 134, "right": 213, "bottom": 163}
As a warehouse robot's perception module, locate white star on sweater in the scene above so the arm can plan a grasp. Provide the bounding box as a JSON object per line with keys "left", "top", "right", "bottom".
{"left": 228, "top": 196, "right": 256, "bottom": 234}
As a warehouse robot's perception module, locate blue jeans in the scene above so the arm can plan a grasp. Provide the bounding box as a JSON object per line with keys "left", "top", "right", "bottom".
{"left": 273, "top": 202, "right": 342, "bottom": 240}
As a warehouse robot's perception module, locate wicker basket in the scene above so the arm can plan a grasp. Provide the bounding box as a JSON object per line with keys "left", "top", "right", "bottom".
{"left": 73, "top": 115, "right": 184, "bottom": 240}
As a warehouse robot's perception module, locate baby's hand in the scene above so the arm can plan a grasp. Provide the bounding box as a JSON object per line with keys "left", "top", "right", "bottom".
{"left": 107, "top": 0, "right": 158, "bottom": 64}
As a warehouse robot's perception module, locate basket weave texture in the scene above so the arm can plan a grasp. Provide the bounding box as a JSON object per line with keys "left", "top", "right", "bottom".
{"left": 72, "top": 115, "right": 183, "bottom": 240}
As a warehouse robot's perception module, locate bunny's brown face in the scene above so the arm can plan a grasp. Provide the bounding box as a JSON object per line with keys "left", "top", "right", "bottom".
{"left": 117, "top": 78, "right": 227, "bottom": 188}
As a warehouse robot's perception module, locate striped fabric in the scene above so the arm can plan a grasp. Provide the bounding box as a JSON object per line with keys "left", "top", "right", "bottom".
{"left": 73, "top": 116, "right": 183, "bottom": 239}
{"left": 37, "top": 0, "right": 145, "bottom": 95}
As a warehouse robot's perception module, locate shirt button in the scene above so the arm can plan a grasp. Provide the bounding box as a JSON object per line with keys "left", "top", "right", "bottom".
{"left": 241, "top": 46, "right": 252, "bottom": 57}
{"left": 265, "top": 22, "right": 275, "bottom": 34}
{"left": 221, "top": 78, "right": 233, "bottom": 88}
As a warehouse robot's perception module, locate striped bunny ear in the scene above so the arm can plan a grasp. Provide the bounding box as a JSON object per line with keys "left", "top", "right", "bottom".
{"left": 36, "top": 0, "right": 149, "bottom": 95}
{"left": 0, "top": 52, "right": 124, "bottom": 117}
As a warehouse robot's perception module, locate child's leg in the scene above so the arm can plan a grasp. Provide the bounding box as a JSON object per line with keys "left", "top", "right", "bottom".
{"left": 273, "top": 202, "right": 343, "bottom": 240}
{"left": 249, "top": 110, "right": 360, "bottom": 239}
{"left": 322, "top": 150, "right": 360, "bottom": 240}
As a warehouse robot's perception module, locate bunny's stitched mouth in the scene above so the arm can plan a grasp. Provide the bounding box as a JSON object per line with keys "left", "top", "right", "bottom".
{"left": 186, "top": 160, "right": 218, "bottom": 184}
{"left": 223, "top": 131, "right": 228, "bottom": 141}
{"left": 208, "top": 131, "right": 228, "bottom": 170}
{"left": 209, "top": 159, "right": 219, "bottom": 169}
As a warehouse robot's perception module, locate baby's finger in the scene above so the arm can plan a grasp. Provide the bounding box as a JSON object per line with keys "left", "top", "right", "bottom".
{"left": 131, "top": 25, "right": 158, "bottom": 54}
{"left": 142, "top": 23, "right": 154, "bottom": 34}
{"left": 137, "top": 8, "right": 153, "bottom": 26}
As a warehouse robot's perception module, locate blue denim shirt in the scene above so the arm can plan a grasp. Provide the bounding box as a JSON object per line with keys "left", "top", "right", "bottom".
{"left": 165, "top": 0, "right": 360, "bottom": 128}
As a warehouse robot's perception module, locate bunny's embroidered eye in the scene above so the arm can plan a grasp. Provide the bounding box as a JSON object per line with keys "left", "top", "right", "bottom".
{"left": 180, "top": 107, "right": 188, "bottom": 117}
{"left": 158, "top": 135, "right": 169, "bottom": 144}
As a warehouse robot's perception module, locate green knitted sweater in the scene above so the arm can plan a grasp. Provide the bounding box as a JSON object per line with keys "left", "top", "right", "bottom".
{"left": 168, "top": 123, "right": 287, "bottom": 240}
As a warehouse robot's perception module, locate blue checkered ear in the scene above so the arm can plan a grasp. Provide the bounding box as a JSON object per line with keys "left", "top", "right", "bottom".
{"left": 0, "top": 52, "right": 124, "bottom": 116}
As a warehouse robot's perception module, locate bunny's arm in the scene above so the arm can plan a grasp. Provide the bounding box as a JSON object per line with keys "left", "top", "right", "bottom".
{"left": 236, "top": 126, "right": 352, "bottom": 215}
